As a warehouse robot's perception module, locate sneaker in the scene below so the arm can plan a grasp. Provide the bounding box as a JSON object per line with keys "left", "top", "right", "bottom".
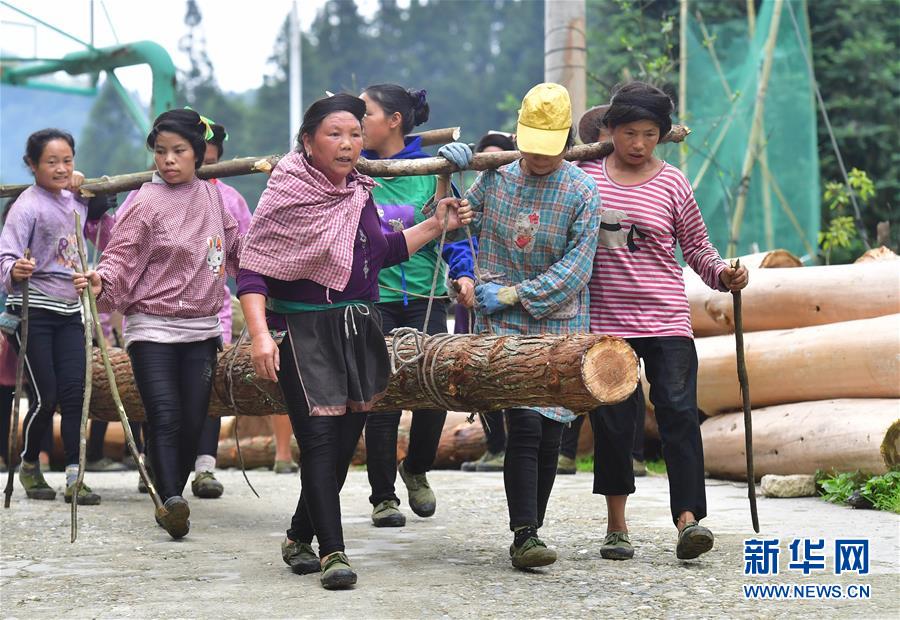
{"left": 509, "top": 535, "right": 558, "bottom": 569}
{"left": 319, "top": 552, "right": 357, "bottom": 590}
{"left": 398, "top": 459, "right": 435, "bottom": 517}
{"left": 18, "top": 462, "right": 56, "bottom": 500}
{"left": 676, "top": 522, "right": 714, "bottom": 560}
{"left": 138, "top": 476, "right": 149, "bottom": 494}
{"left": 85, "top": 457, "right": 128, "bottom": 472}
{"left": 0, "top": 456, "right": 7, "bottom": 473}
{"left": 156, "top": 496, "right": 191, "bottom": 539}
{"left": 39, "top": 460, "right": 50, "bottom": 473}
{"left": 633, "top": 458, "right": 647, "bottom": 477}
{"left": 557, "top": 455, "right": 577, "bottom": 475}
{"left": 281, "top": 538, "right": 320, "bottom": 575}
{"left": 121, "top": 454, "right": 139, "bottom": 471}
{"left": 64, "top": 482, "right": 102, "bottom": 505}
{"left": 191, "top": 471, "right": 224, "bottom": 499}
{"left": 461, "top": 450, "right": 505, "bottom": 472}
{"left": 600, "top": 531, "right": 634, "bottom": 560}
{"left": 371, "top": 499, "right": 406, "bottom": 527}
{"left": 273, "top": 460, "right": 299, "bottom": 474}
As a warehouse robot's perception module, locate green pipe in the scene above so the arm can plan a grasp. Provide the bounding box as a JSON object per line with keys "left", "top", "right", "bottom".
{"left": 2, "top": 80, "right": 98, "bottom": 96}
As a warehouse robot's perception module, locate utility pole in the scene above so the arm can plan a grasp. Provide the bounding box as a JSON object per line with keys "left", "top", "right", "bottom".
{"left": 544, "top": 0, "right": 586, "bottom": 134}
{"left": 289, "top": 0, "right": 302, "bottom": 150}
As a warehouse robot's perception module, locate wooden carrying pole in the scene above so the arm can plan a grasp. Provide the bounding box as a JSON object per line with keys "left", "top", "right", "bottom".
{"left": 3, "top": 249, "right": 30, "bottom": 509}
{"left": 0, "top": 126, "right": 690, "bottom": 199}
{"left": 87, "top": 334, "right": 641, "bottom": 422}
{"left": 409, "top": 127, "right": 461, "bottom": 147}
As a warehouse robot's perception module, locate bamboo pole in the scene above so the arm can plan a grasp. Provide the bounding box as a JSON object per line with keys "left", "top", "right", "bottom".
{"left": 3, "top": 249, "right": 29, "bottom": 509}
{"left": 409, "top": 127, "right": 461, "bottom": 147}
{"left": 0, "top": 127, "right": 690, "bottom": 199}
{"left": 727, "top": 0, "right": 784, "bottom": 257}
{"left": 679, "top": 0, "right": 689, "bottom": 175}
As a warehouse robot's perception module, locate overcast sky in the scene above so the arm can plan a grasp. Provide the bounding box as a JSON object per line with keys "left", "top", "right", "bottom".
{"left": 0, "top": 0, "right": 392, "bottom": 98}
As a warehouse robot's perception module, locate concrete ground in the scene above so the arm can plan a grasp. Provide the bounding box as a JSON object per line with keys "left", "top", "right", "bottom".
{"left": 1, "top": 468, "right": 897, "bottom": 619}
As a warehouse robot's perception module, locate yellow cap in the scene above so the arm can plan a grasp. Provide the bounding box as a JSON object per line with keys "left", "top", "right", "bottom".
{"left": 516, "top": 83, "right": 572, "bottom": 156}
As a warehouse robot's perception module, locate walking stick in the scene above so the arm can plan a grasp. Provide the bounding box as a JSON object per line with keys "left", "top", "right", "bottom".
{"left": 731, "top": 259, "right": 759, "bottom": 533}
{"left": 73, "top": 214, "right": 164, "bottom": 515}
{"left": 4, "top": 249, "right": 30, "bottom": 509}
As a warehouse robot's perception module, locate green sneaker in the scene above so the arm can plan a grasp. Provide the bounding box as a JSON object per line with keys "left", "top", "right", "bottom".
{"left": 600, "top": 531, "right": 634, "bottom": 560}
{"left": 273, "top": 460, "right": 299, "bottom": 474}
{"left": 633, "top": 458, "right": 647, "bottom": 477}
{"left": 557, "top": 455, "right": 577, "bottom": 475}
{"left": 18, "top": 462, "right": 56, "bottom": 500}
{"left": 371, "top": 499, "right": 406, "bottom": 527}
{"left": 509, "top": 535, "right": 558, "bottom": 569}
{"left": 64, "top": 482, "right": 102, "bottom": 505}
{"left": 191, "top": 471, "right": 224, "bottom": 499}
{"left": 676, "top": 522, "right": 714, "bottom": 560}
{"left": 461, "top": 450, "right": 505, "bottom": 472}
{"left": 320, "top": 552, "right": 357, "bottom": 590}
{"left": 156, "top": 496, "right": 191, "bottom": 540}
{"left": 398, "top": 459, "right": 435, "bottom": 517}
{"left": 85, "top": 457, "right": 128, "bottom": 472}
{"left": 281, "top": 538, "right": 320, "bottom": 575}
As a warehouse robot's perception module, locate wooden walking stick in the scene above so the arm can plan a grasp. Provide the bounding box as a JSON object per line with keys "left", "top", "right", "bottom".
{"left": 731, "top": 259, "right": 759, "bottom": 533}
{"left": 4, "top": 249, "right": 30, "bottom": 509}
{"left": 73, "top": 214, "right": 164, "bottom": 516}
{"left": 72, "top": 244, "right": 93, "bottom": 542}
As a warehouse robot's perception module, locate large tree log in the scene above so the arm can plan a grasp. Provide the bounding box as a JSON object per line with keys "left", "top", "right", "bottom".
{"left": 87, "top": 334, "right": 640, "bottom": 422}
{"left": 701, "top": 260, "right": 900, "bottom": 334}
{"left": 701, "top": 399, "right": 900, "bottom": 480}
{"left": 855, "top": 245, "right": 899, "bottom": 263}
{"left": 0, "top": 126, "right": 690, "bottom": 198}
{"left": 694, "top": 314, "right": 900, "bottom": 416}
{"left": 686, "top": 249, "right": 802, "bottom": 337}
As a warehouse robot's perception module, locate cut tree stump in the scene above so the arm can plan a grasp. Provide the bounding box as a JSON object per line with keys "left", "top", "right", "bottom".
{"left": 694, "top": 314, "right": 900, "bottom": 415}
{"left": 701, "top": 398, "right": 900, "bottom": 480}
{"left": 87, "top": 333, "right": 640, "bottom": 422}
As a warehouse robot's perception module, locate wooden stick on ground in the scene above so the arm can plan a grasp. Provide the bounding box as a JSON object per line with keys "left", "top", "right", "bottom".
{"left": 0, "top": 125, "right": 690, "bottom": 198}
{"left": 732, "top": 259, "right": 760, "bottom": 533}
{"left": 73, "top": 213, "right": 164, "bottom": 513}
{"left": 3, "top": 249, "right": 30, "bottom": 509}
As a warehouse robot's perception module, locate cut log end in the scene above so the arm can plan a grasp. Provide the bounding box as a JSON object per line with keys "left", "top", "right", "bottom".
{"left": 882, "top": 418, "right": 900, "bottom": 469}
{"left": 581, "top": 336, "right": 640, "bottom": 405}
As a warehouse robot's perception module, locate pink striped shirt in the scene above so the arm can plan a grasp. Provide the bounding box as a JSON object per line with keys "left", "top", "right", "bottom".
{"left": 581, "top": 158, "right": 726, "bottom": 339}
{"left": 95, "top": 175, "right": 241, "bottom": 318}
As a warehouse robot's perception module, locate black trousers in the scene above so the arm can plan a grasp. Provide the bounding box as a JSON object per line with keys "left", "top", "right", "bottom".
{"left": 559, "top": 401, "right": 645, "bottom": 460}
{"left": 503, "top": 408, "right": 564, "bottom": 531}
{"left": 129, "top": 339, "right": 218, "bottom": 501}
{"left": 86, "top": 420, "right": 144, "bottom": 462}
{"left": 7, "top": 309, "right": 85, "bottom": 466}
{"left": 279, "top": 337, "right": 365, "bottom": 557}
{"left": 365, "top": 300, "right": 447, "bottom": 506}
{"left": 0, "top": 385, "right": 12, "bottom": 462}
{"left": 591, "top": 336, "right": 706, "bottom": 524}
{"left": 195, "top": 414, "right": 221, "bottom": 459}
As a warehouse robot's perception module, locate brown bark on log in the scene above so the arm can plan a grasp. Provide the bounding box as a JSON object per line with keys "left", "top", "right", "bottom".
{"left": 701, "top": 261, "right": 900, "bottom": 334}
{"left": 0, "top": 125, "right": 689, "bottom": 198}
{"left": 701, "top": 399, "right": 900, "bottom": 480}
{"left": 87, "top": 334, "right": 639, "bottom": 422}
{"left": 855, "top": 246, "right": 899, "bottom": 263}
{"left": 694, "top": 314, "right": 900, "bottom": 416}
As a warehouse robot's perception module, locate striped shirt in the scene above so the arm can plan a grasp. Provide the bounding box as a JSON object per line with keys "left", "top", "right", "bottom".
{"left": 581, "top": 157, "right": 726, "bottom": 339}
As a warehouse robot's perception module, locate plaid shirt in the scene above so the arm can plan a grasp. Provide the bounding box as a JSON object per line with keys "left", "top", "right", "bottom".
{"left": 465, "top": 159, "right": 600, "bottom": 422}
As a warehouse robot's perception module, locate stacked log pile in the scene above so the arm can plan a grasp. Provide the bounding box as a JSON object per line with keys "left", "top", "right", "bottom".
{"left": 684, "top": 248, "right": 900, "bottom": 480}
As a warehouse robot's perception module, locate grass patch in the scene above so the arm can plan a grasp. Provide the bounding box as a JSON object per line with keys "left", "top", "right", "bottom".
{"left": 816, "top": 469, "right": 900, "bottom": 513}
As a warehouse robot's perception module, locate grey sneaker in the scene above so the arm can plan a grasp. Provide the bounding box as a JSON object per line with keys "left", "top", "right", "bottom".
{"left": 85, "top": 457, "right": 128, "bottom": 472}
{"left": 676, "top": 522, "right": 714, "bottom": 560}
{"left": 600, "top": 531, "right": 634, "bottom": 560}
{"left": 372, "top": 499, "right": 406, "bottom": 527}
{"left": 156, "top": 496, "right": 191, "bottom": 539}
{"left": 461, "top": 450, "right": 505, "bottom": 472}
{"left": 191, "top": 471, "right": 224, "bottom": 499}
{"left": 273, "top": 460, "right": 299, "bottom": 474}
{"left": 398, "top": 459, "right": 435, "bottom": 517}
{"left": 633, "top": 458, "right": 647, "bottom": 477}
{"left": 18, "top": 462, "right": 56, "bottom": 500}
{"left": 64, "top": 482, "right": 102, "bottom": 505}
{"left": 281, "top": 538, "right": 320, "bottom": 574}
{"left": 557, "top": 455, "right": 577, "bottom": 475}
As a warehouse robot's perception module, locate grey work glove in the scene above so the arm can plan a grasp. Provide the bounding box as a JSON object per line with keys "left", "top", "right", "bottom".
{"left": 438, "top": 142, "right": 473, "bottom": 170}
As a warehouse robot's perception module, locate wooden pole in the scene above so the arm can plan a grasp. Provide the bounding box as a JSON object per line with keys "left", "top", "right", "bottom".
{"left": 0, "top": 127, "right": 690, "bottom": 199}
{"left": 72, "top": 225, "right": 93, "bottom": 542}
{"left": 3, "top": 249, "right": 30, "bottom": 509}
{"left": 727, "top": 0, "right": 784, "bottom": 257}
{"left": 679, "top": 0, "right": 689, "bottom": 175}
{"left": 409, "top": 127, "right": 461, "bottom": 147}
{"left": 544, "top": 0, "right": 587, "bottom": 125}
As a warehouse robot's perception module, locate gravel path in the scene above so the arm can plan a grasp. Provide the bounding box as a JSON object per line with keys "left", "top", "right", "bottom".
{"left": 1, "top": 469, "right": 897, "bottom": 618}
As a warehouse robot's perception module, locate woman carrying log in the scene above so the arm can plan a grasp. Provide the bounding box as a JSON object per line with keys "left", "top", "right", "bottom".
{"left": 237, "top": 93, "right": 472, "bottom": 590}
{"left": 74, "top": 109, "right": 242, "bottom": 539}
{"left": 580, "top": 82, "right": 748, "bottom": 561}
{"left": 0, "top": 129, "right": 114, "bottom": 505}
{"left": 445, "top": 83, "right": 601, "bottom": 570}
{"left": 358, "top": 83, "right": 474, "bottom": 528}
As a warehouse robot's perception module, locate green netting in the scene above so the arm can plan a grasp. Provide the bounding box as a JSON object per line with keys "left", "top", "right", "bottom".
{"left": 680, "top": 0, "right": 820, "bottom": 260}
